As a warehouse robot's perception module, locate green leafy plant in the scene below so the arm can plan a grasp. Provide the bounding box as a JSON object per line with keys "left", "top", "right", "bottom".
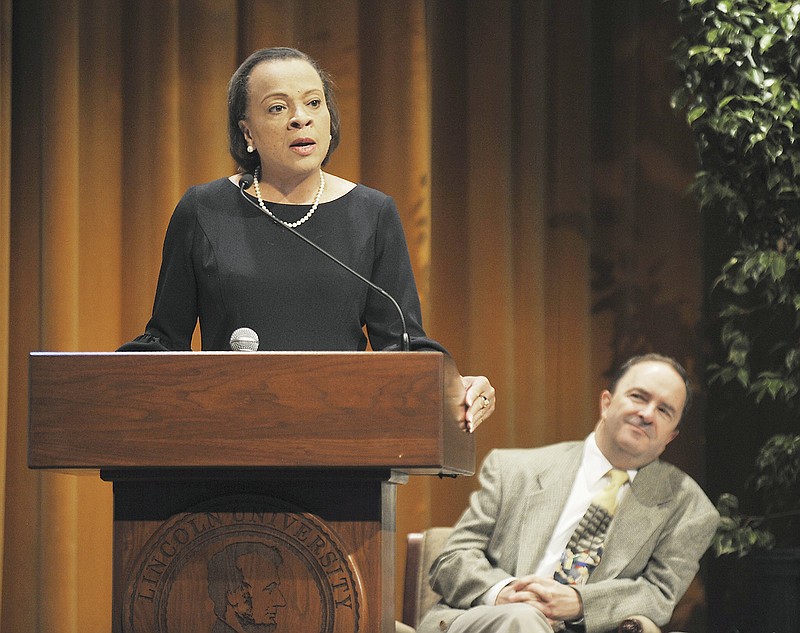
{"left": 672, "top": 0, "right": 800, "bottom": 406}
{"left": 672, "top": 0, "right": 800, "bottom": 558}
{"left": 713, "top": 434, "right": 800, "bottom": 556}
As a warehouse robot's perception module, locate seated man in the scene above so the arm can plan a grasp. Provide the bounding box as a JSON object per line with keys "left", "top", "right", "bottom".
{"left": 418, "top": 354, "right": 719, "bottom": 633}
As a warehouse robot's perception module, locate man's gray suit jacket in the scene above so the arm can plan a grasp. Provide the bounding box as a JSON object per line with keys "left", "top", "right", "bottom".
{"left": 417, "top": 440, "right": 719, "bottom": 633}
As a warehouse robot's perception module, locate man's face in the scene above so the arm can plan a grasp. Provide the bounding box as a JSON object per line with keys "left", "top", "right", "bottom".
{"left": 226, "top": 552, "right": 286, "bottom": 633}
{"left": 595, "top": 361, "right": 685, "bottom": 469}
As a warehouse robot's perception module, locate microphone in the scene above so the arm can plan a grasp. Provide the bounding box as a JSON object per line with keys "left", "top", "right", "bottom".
{"left": 239, "top": 172, "right": 254, "bottom": 189}
{"left": 230, "top": 327, "right": 260, "bottom": 351}
{"left": 238, "top": 175, "right": 411, "bottom": 351}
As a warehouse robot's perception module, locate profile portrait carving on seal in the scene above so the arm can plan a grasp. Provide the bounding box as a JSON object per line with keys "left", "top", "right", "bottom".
{"left": 122, "top": 494, "right": 362, "bottom": 633}
{"left": 207, "top": 542, "right": 286, "bottom": 633}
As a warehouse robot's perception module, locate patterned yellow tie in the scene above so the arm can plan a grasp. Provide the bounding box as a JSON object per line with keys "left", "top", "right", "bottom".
{"left": 554, "top": 468, "right": 629, "bottom": 585}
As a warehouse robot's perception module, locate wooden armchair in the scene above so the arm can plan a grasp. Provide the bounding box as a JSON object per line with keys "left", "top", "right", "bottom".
{"left": 398, "top": 527, "right": 662, "bottom": 633}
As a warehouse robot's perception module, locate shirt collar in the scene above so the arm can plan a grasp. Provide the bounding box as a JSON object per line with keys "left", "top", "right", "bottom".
{"left": 584, "top": 432, "right": 638, "bottom": 486}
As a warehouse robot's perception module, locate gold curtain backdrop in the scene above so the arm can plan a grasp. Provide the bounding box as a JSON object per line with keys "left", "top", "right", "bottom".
{"left": 2, "top": 1, "right": 705, "bottom": 631}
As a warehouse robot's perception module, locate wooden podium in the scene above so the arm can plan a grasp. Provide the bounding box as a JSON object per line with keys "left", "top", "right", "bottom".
{"left": 28, "top": 351, "right": 474, "bottom": 633}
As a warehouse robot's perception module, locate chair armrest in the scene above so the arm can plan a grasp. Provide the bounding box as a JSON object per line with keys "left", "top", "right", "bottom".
{"left": 395, "top": 620, "right": 416, "bottom": 633}
{"left": 618, "top": 615, "right": 662, "bottom": 633}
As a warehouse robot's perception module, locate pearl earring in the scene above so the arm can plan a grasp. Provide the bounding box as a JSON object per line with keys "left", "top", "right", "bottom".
{"left": 247, "top": 145, "right": 255, "bottom": 153}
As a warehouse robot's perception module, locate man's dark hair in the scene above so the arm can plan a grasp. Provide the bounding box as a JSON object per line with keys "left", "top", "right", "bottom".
{"left": 227, "top": 47, "right": 341, "bottom": 174}
{"left": 609, "top": 353, "right": 692, "bottom": 425}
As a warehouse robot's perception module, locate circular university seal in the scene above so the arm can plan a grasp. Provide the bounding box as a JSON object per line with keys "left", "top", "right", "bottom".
{"left": 123, "top": 495, "right": 362, "bottom": 633}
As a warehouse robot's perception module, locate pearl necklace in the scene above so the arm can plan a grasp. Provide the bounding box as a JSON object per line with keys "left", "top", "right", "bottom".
{"left": 252, "top": 167, "right": 325, "bottom": 228}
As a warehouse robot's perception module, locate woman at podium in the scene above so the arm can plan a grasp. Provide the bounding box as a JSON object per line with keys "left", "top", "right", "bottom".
{"left": 120, "top": 47, "right": 496, "bottom": 432}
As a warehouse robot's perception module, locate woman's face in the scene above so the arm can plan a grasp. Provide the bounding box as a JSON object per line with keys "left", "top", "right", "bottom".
{"left": 239, "top": 58, "right": 332, "bottom": 184}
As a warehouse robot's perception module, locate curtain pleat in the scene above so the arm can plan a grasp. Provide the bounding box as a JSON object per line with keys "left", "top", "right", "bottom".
{"left": 4, "top": 0, "right": 44, "bottom": 622}
{"left": 0, "top": 0, "right": 12, "bottom": 617}
{"left": 121, "top": 1, "right": 184, "bottom": 342}
{"left": 38, "top": 3, "right": 83, "bottom": 631}
{"left": 3, "top": 0, "right": 705, "bottom": 629}
{"left": 507, "top": 0, "right": 550, "bottom": 452}
{"left": 542, "top": 2, "right": 595, "bottom": 440}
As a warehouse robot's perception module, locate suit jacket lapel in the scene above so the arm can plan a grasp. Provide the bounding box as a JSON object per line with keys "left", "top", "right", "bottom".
{"left": 516, "top": 442, "right": 584, "bottom": 574}
{"left": 592, "top": 459, "right": 673, "bottom": 580}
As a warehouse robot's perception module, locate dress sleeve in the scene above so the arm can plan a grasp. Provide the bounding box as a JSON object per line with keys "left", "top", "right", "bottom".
{"left": 363, "top": 195, "right": 433, "bottom": 351}
{"left": 119, "top": 191, "right": 200, "bottom": 351}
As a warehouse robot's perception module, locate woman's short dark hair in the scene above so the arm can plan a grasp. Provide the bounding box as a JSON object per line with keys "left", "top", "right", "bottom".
{"left": 227, "top": 47, "right": 341, "bottom": 174}
{"left": 608, "top": 353, "right": 693, "bottom": 425}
